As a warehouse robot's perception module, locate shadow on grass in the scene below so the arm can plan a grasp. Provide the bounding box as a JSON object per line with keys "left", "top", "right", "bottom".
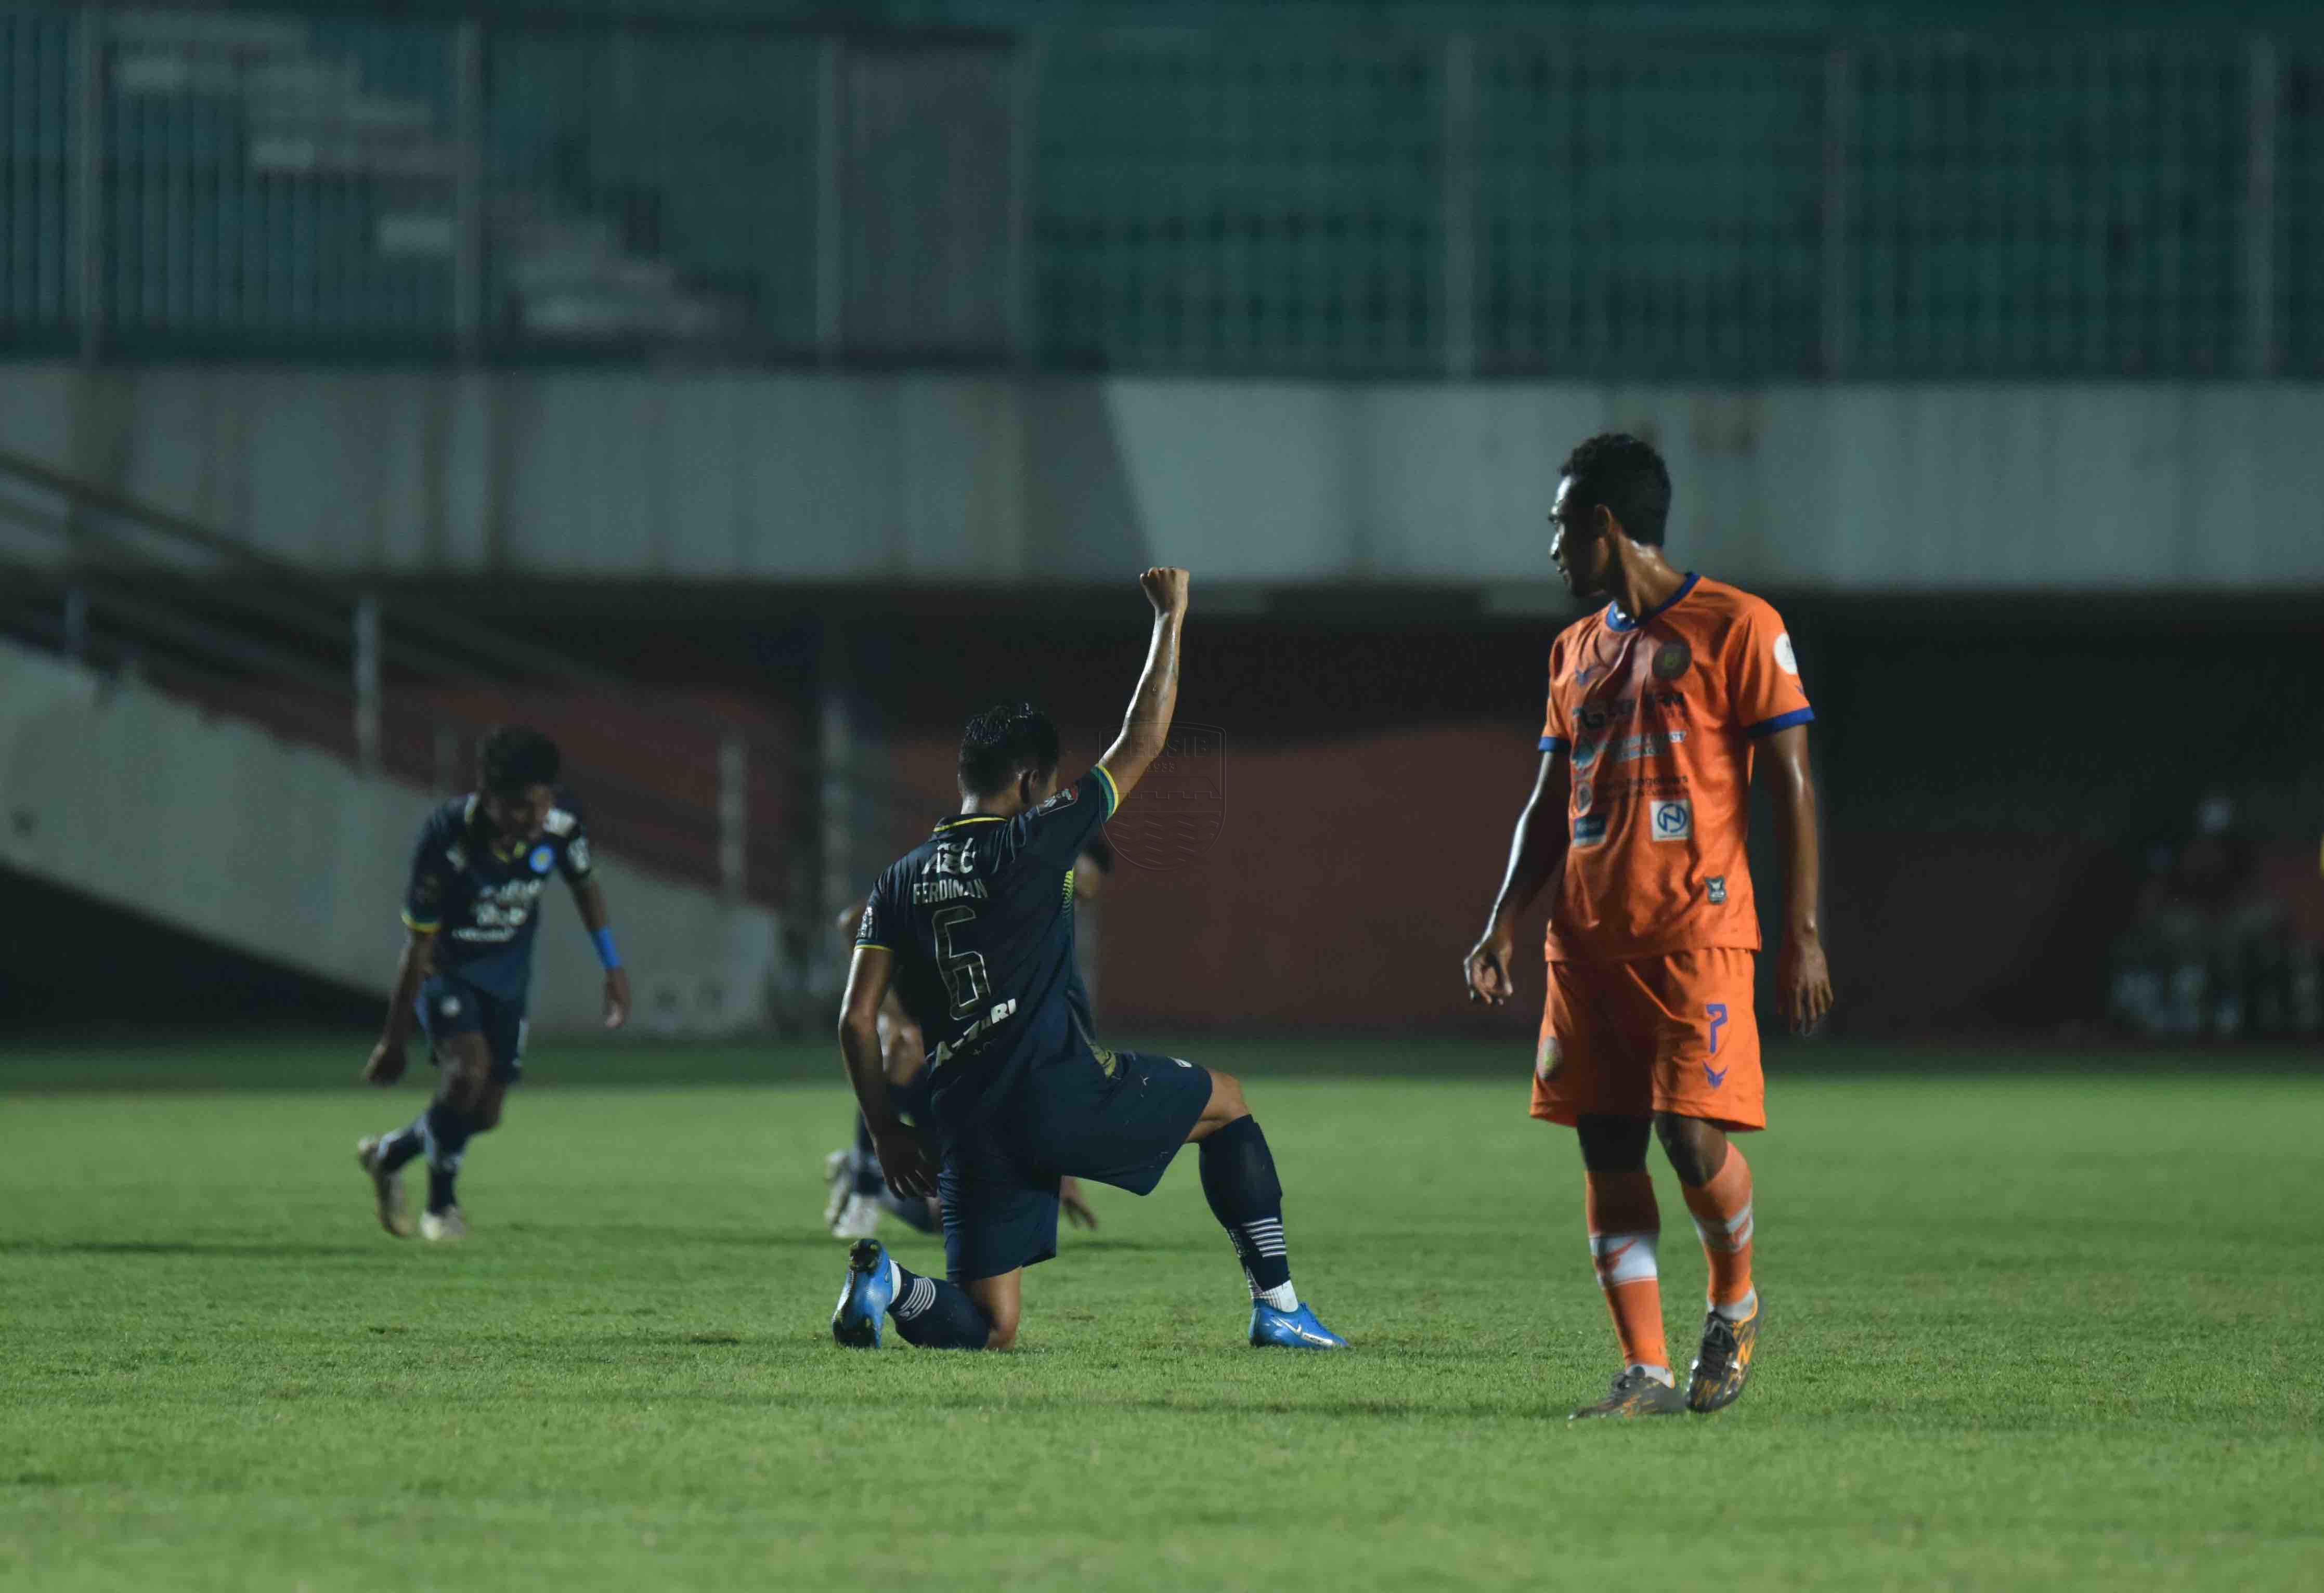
{"left": 492, "top": 1221, "right": 1218, "bottom": 1261}
{"left": 6, "top": 1035, "right": 2320, "bottom": 1096}
{"left": 500, "top": 1223, "right": 866, "bottom": 1254}
{"left": 539, "top": 1383, "right": 1563, "bottom": 1423}
{"left": 0, "top": 1238, "right": 374, "bottom": 1260}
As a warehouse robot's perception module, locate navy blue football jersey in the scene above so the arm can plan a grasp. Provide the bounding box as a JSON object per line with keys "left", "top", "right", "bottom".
{"left": 401, "top": 793, "right": 593, "bottom": 1001}
{"left": 856, "top": 766, "right": 1119, "bottom": 1130}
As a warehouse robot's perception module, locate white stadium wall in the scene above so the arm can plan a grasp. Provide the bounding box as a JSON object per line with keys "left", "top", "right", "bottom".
{"left": 0, "top": 637, "right": 782, "bottom": 1036}
{"left": 4, "top": 363, "right": 2321, "bottom": 591}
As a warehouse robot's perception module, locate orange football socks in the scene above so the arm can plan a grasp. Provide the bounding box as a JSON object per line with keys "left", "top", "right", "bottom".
{"left": 1681, "top": 1143, "right": 1756, "bottom": 1318}
{"left": 1584, "top": 1168, "right": 1667, "bottom": 1375}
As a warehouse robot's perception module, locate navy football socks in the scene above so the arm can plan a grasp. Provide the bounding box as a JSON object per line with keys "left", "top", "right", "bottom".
{"left": 376, "top": 1117, "right": 427, "bottom": 1174}
{"left": 1199, "top": 1115, "right": 1294, "bottom": 1299}
{"left": 888, "top": 1261, "right": 994, "bottom": 1350}
{"left": 876, "top": 1190, "right": 942, "bottom": 1234}
{"left": 421, "top": 1098, "right": 478, "bottom": 1213}
{"left": 851, "top": 1115, "right": 886, "bottom": 1197}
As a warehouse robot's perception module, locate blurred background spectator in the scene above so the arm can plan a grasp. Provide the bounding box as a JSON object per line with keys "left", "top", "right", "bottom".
{"left": 2110, "top": 795, "right": 2323, "bottom": 1040}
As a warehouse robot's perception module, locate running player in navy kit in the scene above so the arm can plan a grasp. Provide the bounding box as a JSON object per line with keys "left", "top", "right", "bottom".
{"left": 355, "top": 726, "right": 630, "bottom": 1241}
{"left": 830, "top": 568, "right": 1345, "bottom": 1351}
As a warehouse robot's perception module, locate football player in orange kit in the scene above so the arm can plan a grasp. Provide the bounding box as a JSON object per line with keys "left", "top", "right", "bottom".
{"left": 1464, "top": 433, "right": 1834, "bottom": 1420}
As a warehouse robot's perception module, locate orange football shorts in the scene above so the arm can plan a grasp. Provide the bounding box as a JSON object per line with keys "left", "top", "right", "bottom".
{"left": 1529, "top": 947, "right": 1764, "bottom": 1131}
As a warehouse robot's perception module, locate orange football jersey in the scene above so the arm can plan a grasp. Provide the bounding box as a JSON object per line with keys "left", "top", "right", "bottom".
{"left": 1538, "top": 574, "right": 1812, "bottom": 962}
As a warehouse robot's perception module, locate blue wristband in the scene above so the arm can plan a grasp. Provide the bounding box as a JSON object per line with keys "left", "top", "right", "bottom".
{"left": 590, "top": 927, "right": 621, "bottom": 970}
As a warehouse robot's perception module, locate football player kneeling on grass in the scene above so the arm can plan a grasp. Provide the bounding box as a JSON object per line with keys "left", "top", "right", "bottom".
{"left": 830, "top": 569, "right": 1345, "bottom": 1352}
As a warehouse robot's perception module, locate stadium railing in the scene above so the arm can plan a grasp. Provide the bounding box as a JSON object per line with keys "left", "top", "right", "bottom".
{"left": 4, "top": 9, "right": 2321, "bottom": 377}
{"left": 0, "top": 443, "right": 794, "bottom": 910}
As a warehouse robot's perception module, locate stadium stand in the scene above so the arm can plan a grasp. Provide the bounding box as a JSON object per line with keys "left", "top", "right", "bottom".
{"left": 10, "top": 8, "right": 2324, "bottom": 374}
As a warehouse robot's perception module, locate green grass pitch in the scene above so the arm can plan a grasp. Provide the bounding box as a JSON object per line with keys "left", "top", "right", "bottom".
{"left": 4, "top": 1038, "right": 2320, "bottom": 1591}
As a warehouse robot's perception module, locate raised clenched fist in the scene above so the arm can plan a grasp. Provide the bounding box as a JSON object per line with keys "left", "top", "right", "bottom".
{"left": 1139, "top": 567, "right": 1190, "bottom": 617}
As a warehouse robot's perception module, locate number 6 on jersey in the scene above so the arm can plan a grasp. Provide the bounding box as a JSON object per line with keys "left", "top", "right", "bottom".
{"left": 932, "top": 903, "right": 991, "bottom": 1017}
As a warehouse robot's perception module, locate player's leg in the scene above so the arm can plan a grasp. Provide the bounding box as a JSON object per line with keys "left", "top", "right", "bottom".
{"left": 960, "top": 1270, "right": 1022, "bottom": 1350}
{"left": 833, "top": 1137, "right": 1047, "bottom": 1352}
{"left": 1048, "top": 1052, "right": 1343, "bottom": 1348}
{"left": 414, "top": 1031, "right": 495, "bottom": 1241}
{"left": 360, "top": 1059, "right": 424, "bottom": 1237}
{"left": 1535, "top": 959, "right": 1684, "bottom": 1418}
{"left": 1183, "top": 1069, "right": 1333, "bottom": 1343}
{"left": 877, "top": 1178, "right": 942, "bottom": 1235}
{"left": 1642, "top": 949, "right": 1765, "bottom": 1413}
{"left": 828, "top": 1115, "right": 943, "bottom": 1239}
{"left": 362, "top": 977, "right": 476, "bottom": 1238}
{"left": 1662, "top": 1112, "right": 1760, "bottom": 1412}
{"left": 1576, "top": 1111, "right": 1674, "bottom": 1392}
{"left": 355, "top": 1134, "right": 416, "bottom": 1237}
{"left": 877, "top": 1252, "right": 1017, "bottom": 1350}
{"left": 834, "top": 1243, "right": 1017, "bottom": 1352}
{"left": 418, "top": 997, "right": 523, "bottom": 1240}
{"left": 825, "top": 1114, "right": 884, "bottom": 1239}
{"left": 1656, "top": 1112, "right": 1749, "bottom": 1302}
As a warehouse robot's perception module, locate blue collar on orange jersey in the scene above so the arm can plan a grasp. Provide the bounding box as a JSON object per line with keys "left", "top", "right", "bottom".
{"left": 1605, "top": 571, "right": 1700, "bottom": 632}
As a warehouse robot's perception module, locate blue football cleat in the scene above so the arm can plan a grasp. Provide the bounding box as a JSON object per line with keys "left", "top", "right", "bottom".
{"left": 831, "top": 1237, "right": 895, "bottom": 1349}
{"left": 1249, "top": 1302, "right": 1348, "bottom": 1350}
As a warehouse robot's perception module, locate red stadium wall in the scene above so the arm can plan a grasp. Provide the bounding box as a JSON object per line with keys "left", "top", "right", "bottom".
{"left": 887, "top": 726, "right": 1549, "bottom": 1041}
{"left": 1095, "top": 727, "right": 1535, "bottom": 1036}
{"left": 885, "top": 725, "right": 2324, "bottom": 1040}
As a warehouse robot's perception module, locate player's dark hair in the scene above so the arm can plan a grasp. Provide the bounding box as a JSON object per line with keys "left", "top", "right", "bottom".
{"left": 958, "top": 702, "right": 1060, "bottom": 796}
{"left": 1560, "top": 432, "right": 1672, "bottom": 547}
{"left": 478, "top": 725, "right": 561, "bottom": 795}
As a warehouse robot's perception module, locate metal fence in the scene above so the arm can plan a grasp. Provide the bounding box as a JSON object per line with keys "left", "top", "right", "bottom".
{"left": 5, "top": 10, "right": 2321, "bottom": 376}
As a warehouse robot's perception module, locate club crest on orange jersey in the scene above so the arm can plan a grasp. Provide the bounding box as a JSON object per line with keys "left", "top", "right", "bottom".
{"left": 1651, "top": 640, "right": 1692, "bottom": 680}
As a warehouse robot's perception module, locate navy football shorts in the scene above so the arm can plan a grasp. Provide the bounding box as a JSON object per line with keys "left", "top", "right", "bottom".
{"left": 939, "top": 1049, "right": 1213, "bottom": 1284}
{"left": 416, "top": 976, "right": 528, "bottom": 1083}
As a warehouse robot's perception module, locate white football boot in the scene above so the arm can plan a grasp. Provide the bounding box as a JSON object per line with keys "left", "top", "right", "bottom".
{"left": 829, "top": 1194, "right": 882, "bottom": 1241}
{"left": 355, "top": 1136, "right": 413, "bottom": 1238}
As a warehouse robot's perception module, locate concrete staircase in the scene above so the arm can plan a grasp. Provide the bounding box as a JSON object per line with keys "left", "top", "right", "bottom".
{"left": 0, "top": 632, "right": 780, "bottom": 1036}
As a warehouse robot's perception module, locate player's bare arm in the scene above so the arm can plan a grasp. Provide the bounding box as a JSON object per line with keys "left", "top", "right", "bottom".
{"left": 571, "top": 875, "right": 630, "bottom": 1030}
{"left": 1755, "top": 723, "right": 1834, "bottom": 1034}
{"left": 840, "top": 896, "right": 928, "bottom": 1083}
{"left": 363, "top": 925, "right": 436, "bottom": 1085}
{"left": 838, "top": 944, "right": 936, "bottom": 1199}
{"left": 1095, "top": 567, "right": 1189, "bottom": 804}
{"left": 1464, "top": 748, "right": 1573, "bottom": 1006}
